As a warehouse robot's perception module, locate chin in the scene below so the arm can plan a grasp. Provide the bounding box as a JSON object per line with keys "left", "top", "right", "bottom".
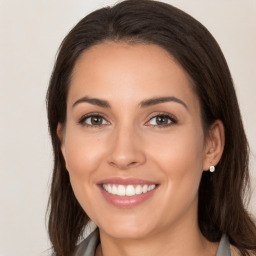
{"left": 96, "top": 215, "right": 158, "bottom": 240}
{"left": 104, "top": 226, "right": 151, "bottom": 240}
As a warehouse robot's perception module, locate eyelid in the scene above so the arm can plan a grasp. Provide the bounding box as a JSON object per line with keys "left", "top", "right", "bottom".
{"left": 78, "top": 112, "right": 110, "bottom": 127}
{"left": 77, "top": 111, "right": 177, "bottom": 128}
{"left": 145, "top": 112, "right": 178, "bottom": 127}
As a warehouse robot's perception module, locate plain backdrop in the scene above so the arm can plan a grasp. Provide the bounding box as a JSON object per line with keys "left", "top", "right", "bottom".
{"left": 0, "top": 0, "right": 255, "bottom": 255}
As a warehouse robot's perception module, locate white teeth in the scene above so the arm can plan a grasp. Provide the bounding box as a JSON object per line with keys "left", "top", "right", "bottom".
{"left": 112, "top": 185, "right": 117, "bottom": 195}
{"left": 102, "top": 184, "right": 156, "bottom": 196}
{"left": 148, "top": 184, "right": 156, "bottom": 191}
{"left": 142, "top": 185, "right": 148, "bottom": 193}
{"left": 126, "top": 185, "right": 135, "bottom": 196}
{"left": 135, "top": 185, "right": 143, "bottom": 195}
{"left": 117, "top": 185, "right": 126, "bottom": 196}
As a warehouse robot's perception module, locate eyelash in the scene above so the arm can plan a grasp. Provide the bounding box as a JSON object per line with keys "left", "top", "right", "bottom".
{"left": 145, "top": 112, "right": 177, "bottom": 128}
{"left": 78, "top": 112, "right": 109, "bottom": 128}
{"left": 78, "top": 112, "right": 177, "bottom": 128}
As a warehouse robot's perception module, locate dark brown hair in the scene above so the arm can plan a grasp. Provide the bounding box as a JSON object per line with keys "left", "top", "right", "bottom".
{"left": 46, "top": 0, "right": 256, "bottom": 255}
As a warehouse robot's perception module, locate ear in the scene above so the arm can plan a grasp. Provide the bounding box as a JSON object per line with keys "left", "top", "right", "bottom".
{"left": 203, "top": 120, "right": 225, "bottom": 171}
{"left": 57, "top": 122, "right": 66, "bottom": 161}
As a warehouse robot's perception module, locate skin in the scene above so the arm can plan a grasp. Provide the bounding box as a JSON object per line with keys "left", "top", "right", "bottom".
{"left": 58, "top": 42, "right": 225, "bottom": 256}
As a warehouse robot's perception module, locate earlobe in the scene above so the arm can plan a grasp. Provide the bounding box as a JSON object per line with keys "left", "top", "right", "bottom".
{"left": 203, "top": 120, "right": 225, "bottom": 171}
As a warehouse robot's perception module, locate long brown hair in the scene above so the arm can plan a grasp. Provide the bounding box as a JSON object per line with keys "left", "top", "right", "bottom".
{"left": 46, "top": 0, "right": 256, "bottom": 255}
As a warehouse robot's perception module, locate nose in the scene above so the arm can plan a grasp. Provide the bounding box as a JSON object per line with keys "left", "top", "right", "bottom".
{"left": 107, "top": 125, "right": 146, "bottom": 170}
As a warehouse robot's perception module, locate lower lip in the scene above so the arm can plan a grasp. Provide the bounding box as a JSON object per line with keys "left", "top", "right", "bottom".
{"left": 99, "top": 186, "right": 158, "bottom": 208}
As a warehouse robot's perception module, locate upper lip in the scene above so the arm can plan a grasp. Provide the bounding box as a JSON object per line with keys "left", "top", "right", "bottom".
{"left": 97, "top": 177, "right": 158, "bottom": 185}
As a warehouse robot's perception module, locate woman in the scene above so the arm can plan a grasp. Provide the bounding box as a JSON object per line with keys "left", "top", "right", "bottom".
{"left": 46, "top": 0, "right": 256, "bottom": 255}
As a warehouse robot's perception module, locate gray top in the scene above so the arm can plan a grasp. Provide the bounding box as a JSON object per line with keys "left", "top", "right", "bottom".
{"left": 75, "top": 229, "right": 231, "bottom": 256}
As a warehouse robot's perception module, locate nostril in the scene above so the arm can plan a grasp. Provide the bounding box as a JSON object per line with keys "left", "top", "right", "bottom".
{"left": 128, "top": 161, "right": 138, "bottom": 166}
{"left": 108, "top": 160, "right": 141, "bottom": 170}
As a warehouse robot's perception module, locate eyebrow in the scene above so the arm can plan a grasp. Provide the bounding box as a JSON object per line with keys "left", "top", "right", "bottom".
{"left": 72, "top": 96, "right": 111, "bottom": 108}
{"left": 72, "top": 96, "right": 188, "bottom": 110}
{"left": 139, "top": 96, "right": 188, "bottom": 110}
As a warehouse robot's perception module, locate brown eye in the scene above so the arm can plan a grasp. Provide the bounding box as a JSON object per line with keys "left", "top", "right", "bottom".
{"left": 147, "top": 114, "right": 176, "bottom": 127}
{"left": 80, "top": 115, "right": 109, "bottom": 126}
{"left": 91, "top": 116, "right": 103, "bottom": 125}
{"left": 155, "top": 116, "right": 170, "bottom": 125}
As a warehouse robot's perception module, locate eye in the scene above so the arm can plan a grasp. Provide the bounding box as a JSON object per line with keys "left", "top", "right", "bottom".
{"left": 146, "top": 113, "right": 177, "bottom": 127}
{"left": 79, "top": 114, "right": 109, "bottom": 127}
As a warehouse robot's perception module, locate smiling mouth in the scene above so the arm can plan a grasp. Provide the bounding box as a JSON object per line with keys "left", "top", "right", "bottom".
{"left": 102, "top": 184, "right": 157, "bottom": 196}
{"left": 98, "top": 178, "right": 159, "bottom": 208}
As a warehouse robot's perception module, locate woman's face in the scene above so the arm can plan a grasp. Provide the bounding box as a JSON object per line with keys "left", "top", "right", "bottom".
{"left": 59, "top": 42, "right": 211, "bottom": 239}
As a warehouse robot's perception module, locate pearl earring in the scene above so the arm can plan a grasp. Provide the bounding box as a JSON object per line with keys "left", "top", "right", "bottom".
{"left": 210, "top": 165, "right": 215, "bottom": 172}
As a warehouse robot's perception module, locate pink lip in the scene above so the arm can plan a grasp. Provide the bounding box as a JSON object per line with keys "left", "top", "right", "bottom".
{"left": 97, "top": 177, "right": 159, "bottom": 208}
{"left": 97, "top": 177, "right": 157, "bottom": 186}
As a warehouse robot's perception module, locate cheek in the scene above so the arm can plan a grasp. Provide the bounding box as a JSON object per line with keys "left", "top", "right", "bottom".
{"left": 63, "top": 128, "right": 106, "bottom": 179}
{"left": 150, "top": 126, "right": 205, "bottom": 200}
{"left": 62, "top": 127, "right": 108, "bottom": 218}
{"left": 151, "top": 126, "right": 204, "bottom": 170}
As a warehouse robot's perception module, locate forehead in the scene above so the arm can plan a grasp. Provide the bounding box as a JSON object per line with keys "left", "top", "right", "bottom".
{"left": 68, "top": 42, "right": 199, "bottom": 111}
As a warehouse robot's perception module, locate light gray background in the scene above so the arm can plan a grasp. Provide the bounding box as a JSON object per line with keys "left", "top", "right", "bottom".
{"left": 0, "top": 1, "right": 255, "bottom": 255}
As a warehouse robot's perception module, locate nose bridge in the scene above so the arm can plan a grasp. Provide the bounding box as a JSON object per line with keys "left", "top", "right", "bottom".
{"left": 107, "top": 122, "right": 146, "bottom": 169}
